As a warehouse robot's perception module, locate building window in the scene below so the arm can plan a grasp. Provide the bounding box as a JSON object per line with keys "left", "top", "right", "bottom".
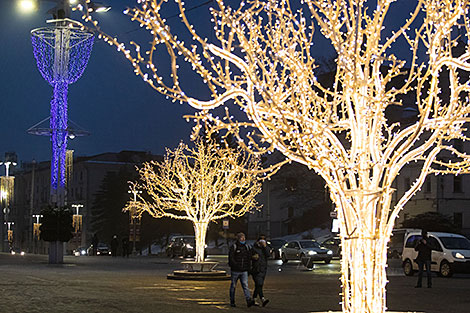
{"left": 285, "top": 177, "right": 297, "bottom": 192}
{"left": 454, "top": 212, "right": 463, "bottom": 230}
{"left": 453, "top": 176, "right": 462, "bottom": 193}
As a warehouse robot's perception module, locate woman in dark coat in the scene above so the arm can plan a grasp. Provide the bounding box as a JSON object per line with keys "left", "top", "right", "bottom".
{"left": 251, "top": 235, "right": 271, "bottom": 307}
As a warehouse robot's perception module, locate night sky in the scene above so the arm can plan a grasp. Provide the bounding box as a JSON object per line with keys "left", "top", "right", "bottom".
{"left": 0, "top": 0, "right": 420, "bottom": 169}
{"left": 0, "top": 0, "right": 202, "bottom": 166}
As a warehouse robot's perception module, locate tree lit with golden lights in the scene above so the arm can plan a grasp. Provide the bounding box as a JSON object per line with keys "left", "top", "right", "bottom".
{"left": 125, "top": 138, "right": 262, "bottom": 263}
{"left": 84, "top": 1, "right": 470, "bottom": 312}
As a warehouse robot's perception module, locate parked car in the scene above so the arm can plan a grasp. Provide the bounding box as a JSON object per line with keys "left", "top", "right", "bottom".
{"left": 267, "top": 238, "right": 288, "bottom": 259}
{"left": 402, "top": 231, "right": 470, "bottom": 278}
{"left": 10, "top": 247, "right": 25, "bottom": 256}
{"left": 87, "top": 243, "right": 111, "bottom": 256}
{"left": 280, "top": 240, "right": 333, "bottom": 264}
{"left": 73, "top": 246, "right": 88, "bottom": 257}
{"left": 166, "top": 235, "right": 207, "bottom": 258}
{"left": 320, "top": 237, "right": 341, "bottom": 258}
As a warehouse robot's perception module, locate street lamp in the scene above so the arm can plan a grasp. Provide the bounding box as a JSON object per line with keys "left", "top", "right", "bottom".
{"left": 128, "top": 190, "right": 142, "bottom": 255}
{"left": 0, "top": 161, "right": 17, "bottom": 178}
{"left": 22, "top": 0, "right": 109, "bottom": 207}
{"left": 71, "top": 203, "right": 83, "bottom": 232}
{"left": 32, "top": 214, "right": 43, "bottom": 240}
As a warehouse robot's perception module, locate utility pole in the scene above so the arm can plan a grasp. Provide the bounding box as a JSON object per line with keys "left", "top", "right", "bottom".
{"left": 128, "top": 190, "right": 142, "bottom": 255}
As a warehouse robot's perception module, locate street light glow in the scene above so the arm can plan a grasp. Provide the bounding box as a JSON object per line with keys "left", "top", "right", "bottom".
{"left": 17, "top": 0, "right": 38, "bottom": 13}
{"left": 95, "top": 6, "right": 110, "bottom": 13}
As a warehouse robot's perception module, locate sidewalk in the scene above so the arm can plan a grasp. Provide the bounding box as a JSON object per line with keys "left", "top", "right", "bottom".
{"left": 0, "top": 253, "right": 469, "bottom": 313}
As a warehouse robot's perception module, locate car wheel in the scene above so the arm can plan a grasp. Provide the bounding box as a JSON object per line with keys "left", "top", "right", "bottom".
{"left": 324, "top": 259, "right": 331, "bottom": 264}
{"left": 403, "top": 259, "right": 414, "bottom": 276}
{"left": 439, "top": 261, "right": 453, "bottom": 278}
{"left": 281, "top": 253, "right": 288, "bottom": 264}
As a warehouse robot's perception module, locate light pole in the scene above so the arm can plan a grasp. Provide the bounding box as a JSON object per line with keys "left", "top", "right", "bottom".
{"left": 128, "top": 190, "right": 142, "bottom": 255}
{"left": 0, "top": 161, "right": 16, "bottom": 252}
{"left": 19, "top": 0, "right": 110, "bottom": 207}
{"left": 32, "top": 214, "right": 43, "bottom": 253}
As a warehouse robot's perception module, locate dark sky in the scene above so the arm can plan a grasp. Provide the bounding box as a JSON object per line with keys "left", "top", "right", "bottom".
{"left": 0, "top": 0, "right": 201, "bottom": 166}
{"left": 0, "top": 0, "right": 422, "bottom": 170}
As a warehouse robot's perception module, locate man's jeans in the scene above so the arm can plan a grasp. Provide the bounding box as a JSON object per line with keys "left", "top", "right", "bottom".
{"left": 416, "top": 260, "right": 432, "bottom": 287}
{"left": 230, "top": 271, "right": 251, "bottom": 303}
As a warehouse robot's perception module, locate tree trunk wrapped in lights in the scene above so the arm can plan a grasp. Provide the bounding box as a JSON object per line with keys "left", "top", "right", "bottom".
{"left": 84, "top": 0, "right": 470, "bottom": 312}
{"left": 125, "top": 137, "right": 262, "bottom": 263}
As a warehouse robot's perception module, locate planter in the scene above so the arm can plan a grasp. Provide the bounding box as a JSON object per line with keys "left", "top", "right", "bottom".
{"left": 167, "top": 261, "right": 230, "bottom": 281}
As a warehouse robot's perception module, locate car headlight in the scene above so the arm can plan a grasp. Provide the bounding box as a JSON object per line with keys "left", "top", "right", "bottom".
{"left": 11, "top": 251, "right": 16, "bottom": 255}
{"left": 108, "top": 251, "right": 112, "bottom": 255}
{"left": 327, "top": 250, "right": 333, "bottom": 255}
{"left": 308, "top": 250, "right": 317, "bottom": 255}
{"left": 21, "top": 251, "right": 25, "bottom": 256}
{"left": 74, "top": 251, "right": 80, "bottom": 257}
{"left": 453, "top": 252, "right": 465, "bottom": 259}
{"left": 186, "top": 244, "right": 193, "bottom": 249}
{"left": 81, "top": 250, "right": 86, "bottom": 255}
{"left": 97, "top": 251, "right": 101, "bottom": 255}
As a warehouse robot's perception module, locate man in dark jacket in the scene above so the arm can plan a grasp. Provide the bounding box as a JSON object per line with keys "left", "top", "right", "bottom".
{"left": 229, "top": 232, "right": 255, "bottom": 307}
{"left": 251, "top": 235, "right": 270, "bottom": 307}
{"left": 415, "top": 230, "right": 433, "bottom": 288}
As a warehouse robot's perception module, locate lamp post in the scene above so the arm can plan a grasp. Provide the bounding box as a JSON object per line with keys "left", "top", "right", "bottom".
{"left": 128, "top": 190, "right": 142, "bottom": 255}
{"left": 19, "top": 0, "right": 109, "bottom": 207}
{"left": 32, "top": 214, "right": 43, "bottom": 253}
{"left": 0, "top": 161, "right": 16, "bottom": 252}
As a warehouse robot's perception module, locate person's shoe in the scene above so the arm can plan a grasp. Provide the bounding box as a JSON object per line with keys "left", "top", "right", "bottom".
{"left": 262, "top": 298, "right": 270, "bottom": 307}
{"left": 415, "top": 285, "right": 421, "bottom": 288}
{"left": 230, "top": 303, "right": 236, "bottom": 307}
{"left": 427, "top": 285, "right": 432, "bottom": 288}
{"left": 247, "top": 299, "right": 256, "bottom": 307}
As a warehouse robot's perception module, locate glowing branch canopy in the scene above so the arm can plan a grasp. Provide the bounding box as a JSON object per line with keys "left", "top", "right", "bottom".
{"left": 125, "top": 137, "right": 262, "bottom": 263}
{"left": 84, "top": 0, "right": 470, "bottom": 312}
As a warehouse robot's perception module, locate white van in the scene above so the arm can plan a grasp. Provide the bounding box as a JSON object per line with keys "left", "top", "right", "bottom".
{"left": 402, "top": 231, "right": 470, "bottom": 277}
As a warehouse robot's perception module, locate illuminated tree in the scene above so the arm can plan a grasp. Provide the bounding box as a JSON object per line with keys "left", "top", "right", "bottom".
{"left": 125, "top": 138, "right": 262, "bottom": 263}
{"left": 84, "top": 0, "right": 470, "bottom": 312}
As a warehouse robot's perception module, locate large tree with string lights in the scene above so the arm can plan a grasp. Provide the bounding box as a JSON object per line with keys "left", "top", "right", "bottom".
{"left": 85, "top": 0, "right": 470, "bottom": 312}
{"left": 125, "top": 137, "right": 262, "bottom": 263}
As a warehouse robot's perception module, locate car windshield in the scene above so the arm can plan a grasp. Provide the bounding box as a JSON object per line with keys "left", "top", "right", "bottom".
{"left": 439, "top": 237, "right": 470, "bottom": 250}
{"left": 299, "top": 241, "right": 320, "bottom": 248}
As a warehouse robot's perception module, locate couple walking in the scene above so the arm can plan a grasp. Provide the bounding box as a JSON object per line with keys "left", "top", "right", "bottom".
{"left": 228, "top": 232, "right": 270, "bottom": 308}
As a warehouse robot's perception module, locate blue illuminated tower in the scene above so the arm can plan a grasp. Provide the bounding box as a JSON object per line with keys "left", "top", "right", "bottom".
{"left": 29, "top": 20, "right": 93, "bottom": 206}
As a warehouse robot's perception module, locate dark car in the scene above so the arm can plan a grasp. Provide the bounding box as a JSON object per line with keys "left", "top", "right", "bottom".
{"left": 280, "top": 240, "right": 333, "bottom": 264}
{"left": 321, "top": 237, "right": 341, "bottom": 258}
{"left": 87, "top": 243, "right": 111, "bottom": 256}
{"left": 166, "top": 235, "right": 207, "bottom": 258}
{"left": 267, "top": 239, "right": 288, "bottom": 259}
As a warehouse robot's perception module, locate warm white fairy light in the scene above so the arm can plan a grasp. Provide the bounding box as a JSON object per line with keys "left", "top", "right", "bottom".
{"left": 125, "top": 137, "right": 262, "bottom": 263}
{"left": 83, "top": 0, "right": 470, "bottom": 312}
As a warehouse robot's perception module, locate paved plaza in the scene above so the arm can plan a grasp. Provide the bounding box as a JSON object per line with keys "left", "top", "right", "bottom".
{"left": 0, "top": 253, "right": 468, "bottom": 313}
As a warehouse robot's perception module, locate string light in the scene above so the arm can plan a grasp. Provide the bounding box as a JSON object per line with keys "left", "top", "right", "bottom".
{"left": 125, "top": 137, "right": 262, "bottom": 263}
{"left": 31, "top": 26, "right": 93, "bottom": 194}
{"left": 83, "top": 1, "right": 470, "bottom": 312}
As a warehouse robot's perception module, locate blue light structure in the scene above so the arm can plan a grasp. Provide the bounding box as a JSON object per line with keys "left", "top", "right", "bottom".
{"left": 30, "top": 21, "right": 93, "bottom": 206}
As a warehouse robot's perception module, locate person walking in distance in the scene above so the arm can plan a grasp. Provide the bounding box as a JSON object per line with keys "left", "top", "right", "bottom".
{"left": 111, "top": 235, "right": 119, "bottom": 257}
{"left": 415, "top": 229, "right": 433, "bottom": 288}
{"left": 91, "top": 233, "right": 99, "bottom": 256}
{"left": 251, "top": 235, "right": 270, "bottom": 307}
{"left": 228, "top": 232, "right": 255, "bottom": 308}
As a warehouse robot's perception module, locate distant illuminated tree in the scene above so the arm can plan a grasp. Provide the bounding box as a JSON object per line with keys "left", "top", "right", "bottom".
{"left": 125, "top": 138, "right": 262, "bottom": 263}
{"left": 84, "top": 1, "right": 470, "bottom": 312}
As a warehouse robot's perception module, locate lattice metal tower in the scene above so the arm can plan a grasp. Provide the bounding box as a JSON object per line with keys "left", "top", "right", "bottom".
{"left": 29, "top": 19, "right": 93, "bottom": 206}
